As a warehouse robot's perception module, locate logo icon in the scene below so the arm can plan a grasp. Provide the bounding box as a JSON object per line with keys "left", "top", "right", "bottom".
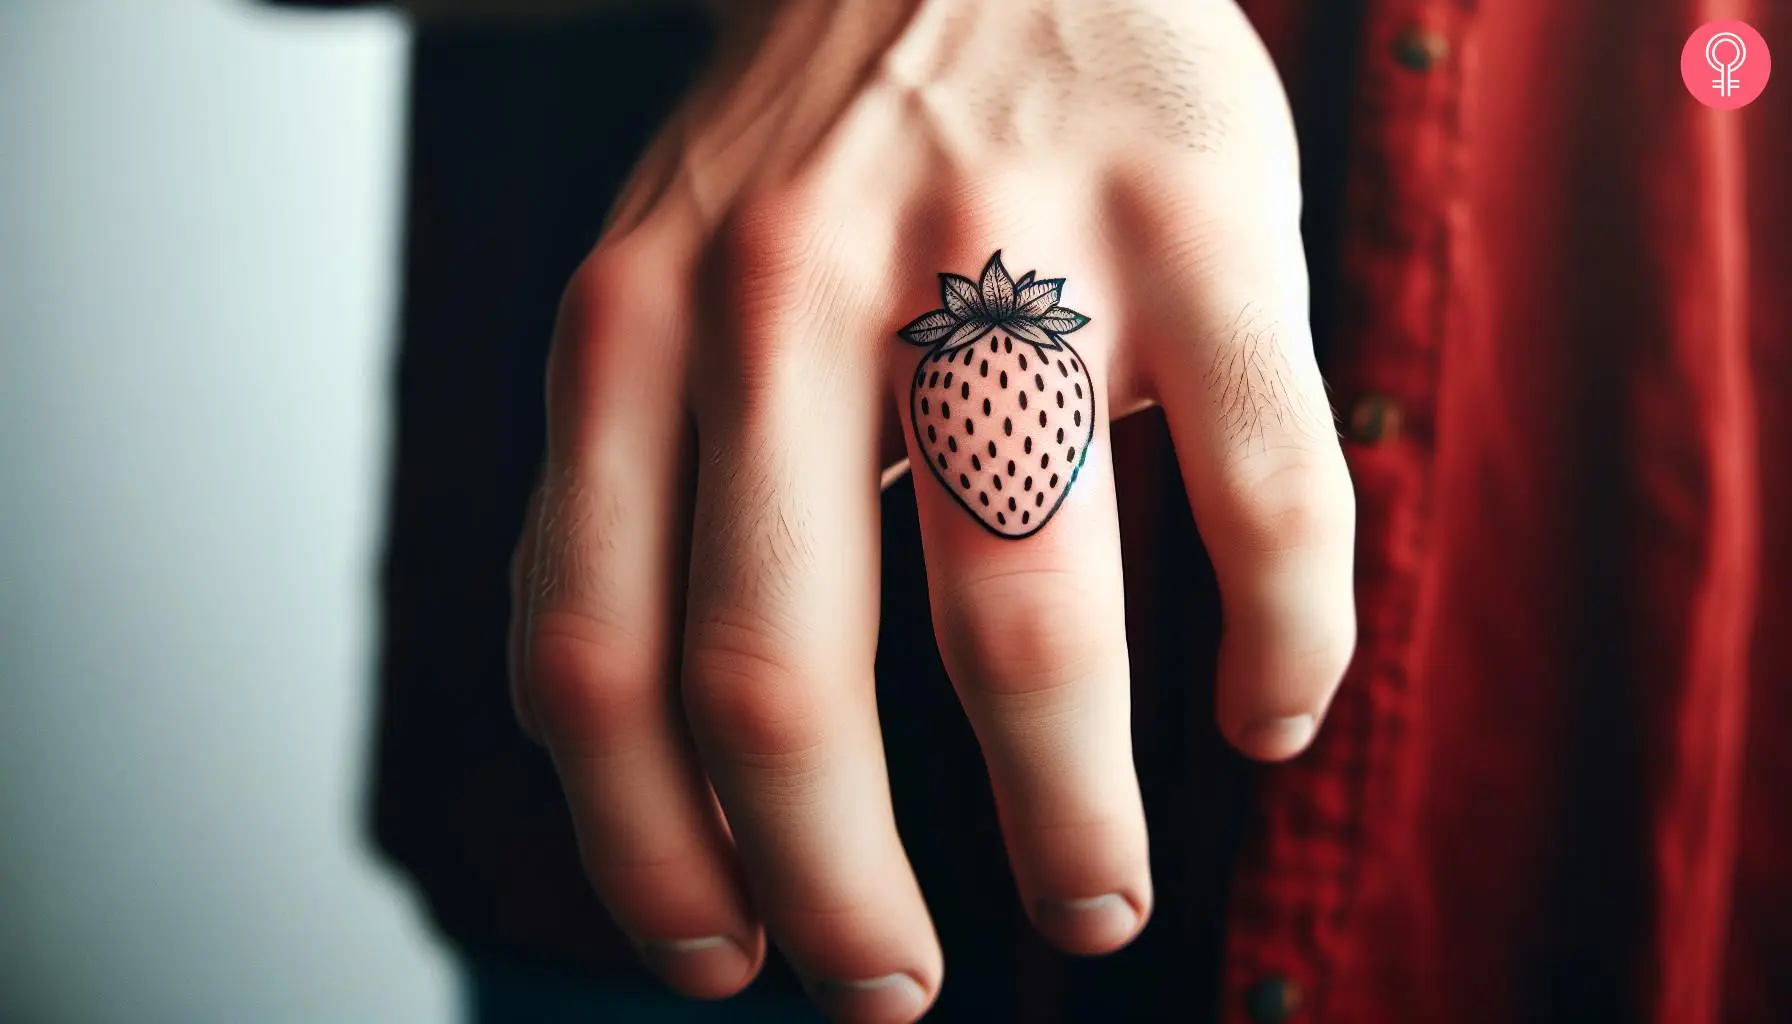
{"left": 1683, "top": 20, "right": 1770, "bottom": 109}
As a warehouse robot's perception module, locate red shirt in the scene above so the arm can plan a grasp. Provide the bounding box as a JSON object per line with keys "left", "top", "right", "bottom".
{"left": 1221, "top": 1, "right": 1788, "bottom": 1021}
{"left": 318, "top": 2, "right": 1792, "bottom": 1021}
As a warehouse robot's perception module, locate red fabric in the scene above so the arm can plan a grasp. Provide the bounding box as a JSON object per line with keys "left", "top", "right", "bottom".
{"left": 347, "top": 3, "right": 1791, "bottom": 1021}
{"left": 1218, "top": 0, "right": 1789, "bottom": 1021}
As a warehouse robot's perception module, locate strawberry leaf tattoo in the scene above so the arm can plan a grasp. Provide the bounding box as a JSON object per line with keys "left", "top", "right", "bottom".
{"left": 898, "top": 251, "right": 1095, "bottom": 539}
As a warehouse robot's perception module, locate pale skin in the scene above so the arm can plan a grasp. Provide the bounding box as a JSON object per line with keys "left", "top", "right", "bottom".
{"left": 495, "top": 1, "right": 1359, "bottom": 1021}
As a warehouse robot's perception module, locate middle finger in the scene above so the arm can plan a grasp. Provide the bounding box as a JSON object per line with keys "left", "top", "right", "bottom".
{"left": 893, "top": 244, "right": 1152, "bottom": 957}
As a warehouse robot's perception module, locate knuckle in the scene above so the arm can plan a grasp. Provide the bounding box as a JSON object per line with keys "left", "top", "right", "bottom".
{"left": 1202, "top": 313, "right": 1335, "bottom": 463}
{"left": 525, "top": 608, "right": 666, "bottom": 745}
{"left": 547, "top": 237, "right": 685, "bottom": 437}
{"left": 933, "top": 569, "right": 1117, "bottom": 699}
{"left": 561, "top": 238, "right": 660, "bottom": 341}
{"left": 1217, "top": 458, "right": 1351, "bottom": 557}
{"left": 1121, "top": 160, "right": 1303, "bottom": 277}
{"left": 682, "top": 618, "right": 829, "bottom": 765}
{"left": 714, "top": 187, "right": 824, "bottom": 337}
{"left": 718, "top": 188, "right": 816, "bottom": 285}
{"left": 694, "top": 192, "right": 822, "bottom": 420}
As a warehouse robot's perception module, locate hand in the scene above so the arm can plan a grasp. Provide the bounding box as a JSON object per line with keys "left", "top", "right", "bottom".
{"left": 510, "top": 1, "right": 1356, "bottom": 1020}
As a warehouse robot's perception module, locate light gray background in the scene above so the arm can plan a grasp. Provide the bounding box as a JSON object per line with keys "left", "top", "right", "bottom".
{"left": 1, "top": 1, "right": 457, "bottom": 1020}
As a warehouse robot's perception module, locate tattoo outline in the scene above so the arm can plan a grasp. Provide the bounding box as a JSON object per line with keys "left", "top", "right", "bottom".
{"left": 896, "top": 251, "right": 1094, "bottom": 539}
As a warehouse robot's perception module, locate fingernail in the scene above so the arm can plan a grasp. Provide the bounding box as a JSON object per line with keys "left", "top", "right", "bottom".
{"left": 1240, "top": 713, "right": 1318, "bottom": 761}
{"left": 811, "top": 972, "right": 927, "bottom": 1021}
{"left": 1034, "top": 893, "right": 1141, "bottom": 951}
{"left": 638, "top": 935, "right": 753, "bottom": 994}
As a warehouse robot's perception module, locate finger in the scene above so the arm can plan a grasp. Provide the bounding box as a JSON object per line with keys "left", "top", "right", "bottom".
{"left": 1144, "top": 209, "right": 1357, "bottom": 762}
{"left": 895, "top": 247, "right": 1151, "bottom": 957}
{"left": 682, "top": 233, "right": 940, "bottom": 1023}
{"left": 523, "top": 236, "right": 764, "bottom": 1000}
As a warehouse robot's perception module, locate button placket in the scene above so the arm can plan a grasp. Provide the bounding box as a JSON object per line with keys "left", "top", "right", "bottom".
{"left": 1219, "top": 2, "right": 1474, "bottom": 1022}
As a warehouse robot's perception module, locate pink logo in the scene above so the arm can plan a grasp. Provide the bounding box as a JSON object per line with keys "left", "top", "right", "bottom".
{"left": 1682, "top": 21, "right": 1770, "bottom": 109}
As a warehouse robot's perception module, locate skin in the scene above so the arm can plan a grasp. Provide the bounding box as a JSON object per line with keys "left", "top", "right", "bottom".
{"left": 506, "top": 1, "right": 1358, "bottom": 1021}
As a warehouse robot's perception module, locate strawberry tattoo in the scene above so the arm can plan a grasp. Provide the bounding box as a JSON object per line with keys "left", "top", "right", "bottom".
{"left": 897, "top": 251, "right": 1095, "bottom": 539}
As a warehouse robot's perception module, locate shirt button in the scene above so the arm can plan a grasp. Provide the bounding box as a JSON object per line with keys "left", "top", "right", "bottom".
{"left": 1348, "top": 393, "right": 1402, "bottom": 445}
{"left": 1392, "top": 26, "right": 1450, "bottom": 71}
{"left": 1245, "top": 975, "right": 1305, "bottom": 1023}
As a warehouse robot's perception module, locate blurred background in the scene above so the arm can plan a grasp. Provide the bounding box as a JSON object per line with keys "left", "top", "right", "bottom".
{"left": 0, "top": 1, "right": 457, "bottom": 1020}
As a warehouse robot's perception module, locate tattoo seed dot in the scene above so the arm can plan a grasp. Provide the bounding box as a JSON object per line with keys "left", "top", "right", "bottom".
{"left": 1039, "top": 410, "right": 1048, "bottom": 428}
{"left": 999, "top": 371, "right": 1008, "bottom": 389}
{"left": 1067, "top": 446, "right": 1076, "bottom": 462}
{"left": 1024, "top": 437, "right": 1033, "bottom": 454}
{"left": 1035, "top": 373, "right": 1045, "bottom": 391}
{"left": 948, "top": 436, "right": 957, "bottom": 452}
{"left": 1075, "top": 383, "right": 1083, "bottom": 398}
{"left": 971, "top": 454, "right": 982, "bottom": 471}
{"left": 921, "top": 398, "right": 930, "bottom": 415}
{"left": 1007, "top": 460, "right": 1016, "bottom": 476}
{"left": 937, "top": 453, "right": 947, "bottom": 469}
{"left": 960, "top": 473, "right": 971, "bottom": 489}
{"left": 1008, "top": 496, "right": 1018, "bottom": 512}
{"left": 993, "top": 475, "right": 1003, "bottom": 491}
{"left": 979, "top": 491, "right": 989, "bottom": 505}
{"left": 1024, "top": 476, "right": 1033, "bottom": 490}
{"left": 990, "top": 338, "right": 998, "bottom": 352}
{"left": 1056, "top": 391, "right": 1064, "bottom": 408}
{"left": 980, "top": 359, "right": 989, "bottom": 377}
{"left": 941, "top": 402, "right": 950, "bottom": 418}
{"left": 963, "top": 348, "right": 974, "bottom": 365}
{"left": 1074, "top": 411, "right": 1082, "bottom": 426}
{"left": 1018, "top": 353, "right": 1028, "bottom": 371}
{"left": 1050, "top": 473, "right": 1059, "bottom": 488}
{"left": 961, "top": 382, "right": 970, "bottom": 400}
{"left": 1036, "top": 492, "right": 1045, "bottom": 507}
{"left": 1042, "top": 453, "right": 1051, "bottom": 468}
{"left": 944, "top": 371, "right": 953, "bottom": 387}
{"left": 1003, "top": 337, "right": 1013, "bottom": 353}
{"left": 987, "top": 441, "right": 996, "bottom": 457}
{"left": 1056, "top": 427, "right": 1064, "bottom": 443}
{"left": 965, "top": 418, "right": 975, "bottom": 434}
{"left": 997, "top": 511, "right": 1007, "bottom": 525}
{"left": 982, "top": 398, "right": 991, "bottom": 416}
{"left": 929, "top": 371, "right": 939, "bottom": 387}
{"left": 1021, "top": 511, "right": 1030, "bottom": 524}
{"left": 1019, "top": 392, "right": 1029, "bottom": 410}
{"left": 1071, "top": 359, "right": 1079, "bottom": 372}
{"left": 927, "top": 425, "right": 936, "bottom": 442}
{"left": 1003, "top": 417, "right": 1012, "bottom": 436}
{"left": 1058, "top": 360, "right": 1068, "bottom": 376}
